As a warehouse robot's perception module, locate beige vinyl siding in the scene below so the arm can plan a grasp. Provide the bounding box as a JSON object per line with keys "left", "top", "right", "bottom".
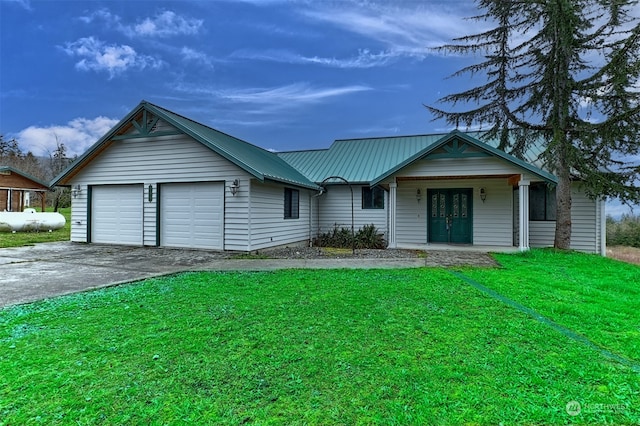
{"left": 530, "top": 222, "right": 555, "bottom": 247}
{"left": 529, "top": 183, "right": 601, "bottom": 253}
{"left": 69, "top": 128, "right": 251, "bottom": 248}
{"left": 70, "top": 189, "right": 88, "bottom": 242}
{"left": 570, "top": 185, "right": 599, "bottom": 252}
{"left": 395, "top": 178, "right": 513, "bottom": 247}
{"left": 396, "top": 185, "right": 426, "bottom": 245}
{"left": 143, "top": 183, "right": 156, "bottom": 246}
{"left": 224, "top": 177, "right": 250, "bottom": 251}
{"left": 316, "top": 185, "right": 388, "bottom": 238}
{"left": 310, "top": 195, "right": 320, "bottom": 242}
{"left": 250, "top": 181, "right": 311, "bottom": 250}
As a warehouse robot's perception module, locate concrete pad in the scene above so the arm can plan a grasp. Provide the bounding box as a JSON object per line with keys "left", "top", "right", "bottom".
{"left": 0, "top": 242, "right": 432, "bottom": 308}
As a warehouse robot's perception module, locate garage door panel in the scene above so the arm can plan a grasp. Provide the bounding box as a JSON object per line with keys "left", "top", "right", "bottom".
{"left": 160, "top": 182, "right": 223, "bottom": 250}
{"left": 92, "top": 185, "right": 143, "bottom": 245}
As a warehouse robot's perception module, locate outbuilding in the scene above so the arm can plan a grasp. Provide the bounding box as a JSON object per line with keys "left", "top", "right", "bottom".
{"left": 0, "top": 166, "right": 49, "bottom": 212}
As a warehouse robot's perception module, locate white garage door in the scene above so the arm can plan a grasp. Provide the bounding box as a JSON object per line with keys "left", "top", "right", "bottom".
{"left": 160, "top": 182, "right": 224, "bottom": 250}
{"left": 91, "top": 184, "right": 143, "bottom": 245}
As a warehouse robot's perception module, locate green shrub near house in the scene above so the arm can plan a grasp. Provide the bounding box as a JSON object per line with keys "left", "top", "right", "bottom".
{"left": 314, "top": 223, "right": 386, "bottom": 249}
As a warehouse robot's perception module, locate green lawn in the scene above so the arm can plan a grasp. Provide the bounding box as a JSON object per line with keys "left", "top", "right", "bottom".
{"left": 1, "top": 251, "right": 638, "bottom": 425}
{"left": 0, "top": 208, "right": 71, "bottom": 248}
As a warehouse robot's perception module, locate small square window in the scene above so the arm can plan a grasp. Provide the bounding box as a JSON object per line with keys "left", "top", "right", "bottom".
{"left": 284, "top": 188, "right": 299, "bottom": 219}
{"left": 362, "top": 186, "right": 385, "bottom": 209}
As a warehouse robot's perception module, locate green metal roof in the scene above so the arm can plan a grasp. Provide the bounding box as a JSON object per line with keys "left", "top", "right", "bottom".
{"left": 51, "top": 100, "right": 555, "bottom": 190}
{"left": 278, "top": 130, "right": 556, "bottom": 186}
{"left": 52, "top": 101, "right": 319, "bottom": 190}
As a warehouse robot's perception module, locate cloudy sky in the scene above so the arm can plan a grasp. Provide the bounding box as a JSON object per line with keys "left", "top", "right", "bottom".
{"left": 0, "top": 0, "right": 637, "bottom": 216}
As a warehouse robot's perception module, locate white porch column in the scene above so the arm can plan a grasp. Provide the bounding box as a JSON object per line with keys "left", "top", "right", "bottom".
{"left": 600, "top": 197, "right": 607, "bottom": 256}
{"left": 518, "top": 178, "right": 530, "bottom": 251}
{"left": 388, "top": 182, "right": 397, "bottom": 248}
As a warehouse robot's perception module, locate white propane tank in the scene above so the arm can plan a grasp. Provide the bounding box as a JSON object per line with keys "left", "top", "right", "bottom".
{"left": 0, "top": 210, "right": 66, "bottom": 232}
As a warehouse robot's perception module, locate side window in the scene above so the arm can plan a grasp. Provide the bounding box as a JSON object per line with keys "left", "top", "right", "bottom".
{"left": 362, "top": 186, "right": 385, "bottom": 209}
{"left": 284, "top": 188, "right": 299, "bottom": 219}
{"left": 529, "top": 183, "right": 556, "bottom": 221}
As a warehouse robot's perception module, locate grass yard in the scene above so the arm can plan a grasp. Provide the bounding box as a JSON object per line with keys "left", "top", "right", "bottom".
{"left": 0, "top": 208, "right": 71, "bottom": 248}
{"left": 1, "top": 251, "right": 639, "bottom": 424}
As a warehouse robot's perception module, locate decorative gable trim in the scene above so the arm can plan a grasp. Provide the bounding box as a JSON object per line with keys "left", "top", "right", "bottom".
{"left": 112, "top": 109, "right": 182, "bottom": 140}
{"left": 369, "top": 130, "right": 557, "bottom": 186}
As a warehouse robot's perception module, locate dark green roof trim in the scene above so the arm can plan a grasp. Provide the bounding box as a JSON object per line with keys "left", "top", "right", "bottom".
{"left": 370, "top": 130, "right": 557, "bottom": 186}
{"left": 51, "top": 101, "right": 319, "bottom": 190}
{"left": 0, "top": 166, "right": 51, "bottom": 189}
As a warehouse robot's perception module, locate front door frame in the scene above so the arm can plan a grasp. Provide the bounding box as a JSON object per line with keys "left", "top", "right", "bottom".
{"left": 427, "top": 188, "right": 473, "bottom": 244}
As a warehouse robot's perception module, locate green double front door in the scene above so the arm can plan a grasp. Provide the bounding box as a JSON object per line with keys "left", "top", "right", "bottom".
{"left": 427, "top": 189, "right": 473, "bottom": 244}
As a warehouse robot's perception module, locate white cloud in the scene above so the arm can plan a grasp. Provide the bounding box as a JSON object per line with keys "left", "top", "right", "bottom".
{"left": 301, "top": 2, "right": 478, "bottom": 59}
{"left": 233, "top": 48, "right": 395, "bottom": 68}
{"left": 15, "top": 116, "right": 119, "bottom": 157}
{"left": 79, "top": 8, "right": 203, "bottom": 38}
{"left": 212, "top": 82, "right": 372, "bottom": 104}
{"left": 181, "top": 47, "right": 214, "bottom": 67}
{"left": 61, "top": 37, "right": 163, "bottom": 78}
{"left": 129, "top": 10, "right": 203, "bottom": 38}
{"left": 78, "top": 8, "right": 119, "bottom": 24}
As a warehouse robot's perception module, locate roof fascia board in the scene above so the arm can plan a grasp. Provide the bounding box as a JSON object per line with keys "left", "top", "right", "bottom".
{"left": 370, "top": 130, "right": 557, "bottom": 186}
{"left": 264, "top": 177, "right": 320, "bottom": 190}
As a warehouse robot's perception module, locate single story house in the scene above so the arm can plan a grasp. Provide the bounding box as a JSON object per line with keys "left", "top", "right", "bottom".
{"left": 1, "top": 166, "right": 49, "bottom": 212}
{"left": 51, "top": 101, "right": 606, "bottom": 255}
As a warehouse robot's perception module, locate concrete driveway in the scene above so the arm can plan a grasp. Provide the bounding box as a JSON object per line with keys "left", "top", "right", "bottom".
{"left": 0, "top": 242, "right": 428, "bottom": 308}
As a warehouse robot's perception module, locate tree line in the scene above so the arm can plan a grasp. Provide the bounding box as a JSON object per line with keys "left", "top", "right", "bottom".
{"left": 0, "top": 135, "right": 76, "bottom": 211}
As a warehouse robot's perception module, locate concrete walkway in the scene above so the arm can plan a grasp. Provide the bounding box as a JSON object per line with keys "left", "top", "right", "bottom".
{"left": 0, "top": 242, "right": 494, "bottom": 308}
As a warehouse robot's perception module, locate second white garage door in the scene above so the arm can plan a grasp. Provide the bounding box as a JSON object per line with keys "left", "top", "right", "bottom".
{"left": 160, "top": 182, "right": 224, "bottom": 250}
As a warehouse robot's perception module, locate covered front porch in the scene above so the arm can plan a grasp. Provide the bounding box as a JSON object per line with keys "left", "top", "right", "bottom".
{"left": 385, "top": 174, "right": 534, "bottom": 251}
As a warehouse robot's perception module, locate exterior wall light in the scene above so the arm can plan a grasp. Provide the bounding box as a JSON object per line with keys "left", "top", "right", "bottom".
{"left": 416, "top": 188, "right": 422, "bottom": 202}
{"left": 229, "top": 179, "right": 240, "bottom": 196}
{"left": 148, "top": 184, "right": 153, "bottom": 202}
{"left": 71, "top": 184, "right": 82, "bottom": 198}
{"left": 480, "top": 187, "right": 487, "bottom": 203}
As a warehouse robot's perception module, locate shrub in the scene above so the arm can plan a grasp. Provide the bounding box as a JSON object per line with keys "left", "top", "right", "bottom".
{"left": 314, "top": 225, "right": 353, "bottom": 248}
{"left": 607, "top": 214, "right": 640, "bottom": 248}
{"left": 354, "top": 224, "right": 386, "bottom": 249}
{"left": 314, "top": 224, "right": 386, "bottom": 249}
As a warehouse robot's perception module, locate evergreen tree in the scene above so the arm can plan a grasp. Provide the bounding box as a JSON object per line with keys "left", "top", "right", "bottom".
{"left": 428, "top": 0, "right": 640, "bottom": 249}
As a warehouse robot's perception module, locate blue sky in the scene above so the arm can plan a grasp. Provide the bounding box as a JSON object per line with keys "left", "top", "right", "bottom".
{"left": 0, "top": 0, "right": 637, "bottom": 216}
